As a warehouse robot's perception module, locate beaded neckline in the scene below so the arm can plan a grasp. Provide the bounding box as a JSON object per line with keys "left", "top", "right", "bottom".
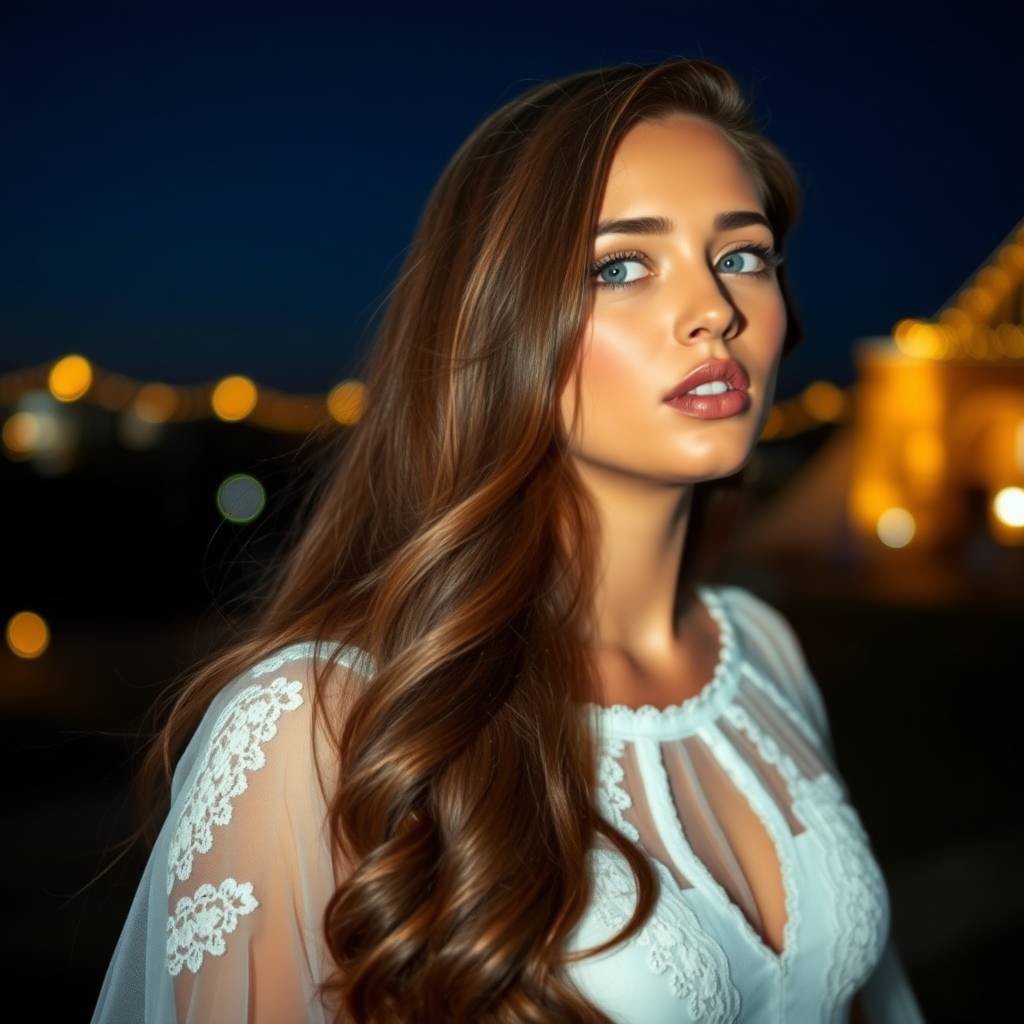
{"left": 588, "top": 586, "right": 742, "bottom": 740}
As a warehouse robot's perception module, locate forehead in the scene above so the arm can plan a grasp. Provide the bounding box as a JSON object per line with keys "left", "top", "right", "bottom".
{"left": 600, "top": 115, "right": 764, "bottom": 218}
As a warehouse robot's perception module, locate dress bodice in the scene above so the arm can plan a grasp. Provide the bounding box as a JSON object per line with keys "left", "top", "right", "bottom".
{"left": 91, "top": 588, "right": 924, "bottom": 1024}
{"left": 564, "top": 587, "right": 919, "bottom": 1024}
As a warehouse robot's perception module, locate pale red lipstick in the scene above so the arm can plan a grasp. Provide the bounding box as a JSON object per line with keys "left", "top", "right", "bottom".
{"left": 664, "top": 359, "right": 750, "bottom": 419}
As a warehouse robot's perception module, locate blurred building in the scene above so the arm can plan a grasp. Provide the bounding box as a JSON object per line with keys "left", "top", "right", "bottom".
{"left": 743, "top": 219, "right": 1024, "bottom": 592}
{"left": 853, "top": 221, "right": 1024, "bottom": 550}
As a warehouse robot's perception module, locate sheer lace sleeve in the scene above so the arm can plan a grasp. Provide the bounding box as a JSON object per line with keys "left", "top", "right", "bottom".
{"left": 92, "top": 644, "right": 370, "bottom": 1024}
{"left": 720, "top": 586, "right": 832, "bottom": 746}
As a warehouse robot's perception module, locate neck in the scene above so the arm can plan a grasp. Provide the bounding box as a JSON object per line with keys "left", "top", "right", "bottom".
{"left": 575, "top": 459, "right": 695, "bottom": 661}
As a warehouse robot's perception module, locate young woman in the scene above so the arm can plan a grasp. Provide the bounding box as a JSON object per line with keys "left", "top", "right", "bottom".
{"left": 92, "top": 60, "right": 924, "bottom": 1023}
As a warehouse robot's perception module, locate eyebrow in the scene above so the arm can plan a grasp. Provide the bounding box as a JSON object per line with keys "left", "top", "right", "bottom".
{"left": 595, "top": 215, "right": 673, "bottom": 237}
{"left": 713, "top": 210, "right": 772, "bottom": 233}
{"left": 594, "top": 210, "right": 773, "bottom": 237}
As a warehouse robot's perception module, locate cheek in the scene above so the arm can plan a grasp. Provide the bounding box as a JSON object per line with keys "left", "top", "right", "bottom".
{"left": 561, "top": 320, "right": 646, "bottom": 443}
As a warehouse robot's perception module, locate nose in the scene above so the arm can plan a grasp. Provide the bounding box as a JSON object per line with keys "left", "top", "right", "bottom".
{"left": 671, "top": 264, "right": 739, "bottom": 345}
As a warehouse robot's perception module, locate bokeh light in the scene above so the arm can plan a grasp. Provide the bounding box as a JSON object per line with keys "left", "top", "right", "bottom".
{"left": 6, "top": 611, "right": 50, "bottom": 658}
{"left": 328, "top": 381, "right": 367, "bottom": 426}
{"left": 877, "top": 507, "right": 915, "bottom": 548}
{"left": 48, "top": 355, "right": 93, "bottom": 402}
{"left": 217, "top": 474, "right": 266, "bottom": 523}
{"left": 802, "top": 381, "right": 845, "bottom": 422}
{"left": 993, "top": 487, "right": 1024, "bottom": 528}
{"left": 134, "top": 383, "right": 178, "bottom": 423}
{"left": 3, "top": 412, "right": 42, "bottom": 455}
{"left": 212, "top": 376, "right": 258, "bottom": 422}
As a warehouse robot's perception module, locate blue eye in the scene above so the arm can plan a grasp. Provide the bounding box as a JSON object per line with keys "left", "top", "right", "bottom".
{"left": 716, "top": 250, "right": 766, "bottom": 275}
{"left": 595, "top": 258, "right": 649, "bottom": 286}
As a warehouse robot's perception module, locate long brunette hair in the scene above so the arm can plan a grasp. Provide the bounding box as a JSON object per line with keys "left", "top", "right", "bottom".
{"left": 144, "top": 59, "right": 801, "bottom": 1023}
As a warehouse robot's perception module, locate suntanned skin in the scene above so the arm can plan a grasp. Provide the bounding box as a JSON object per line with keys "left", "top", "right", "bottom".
{"left": 563, "top": 120, "right": 869, "bottom": 1021}
{"left": 562, "top": 115, "right": 785, "bottom": 711}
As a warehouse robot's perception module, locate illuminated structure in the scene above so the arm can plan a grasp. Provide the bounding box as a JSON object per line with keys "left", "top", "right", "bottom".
{"left": 851, "top": 220, "right": 1024, "bottom": 549}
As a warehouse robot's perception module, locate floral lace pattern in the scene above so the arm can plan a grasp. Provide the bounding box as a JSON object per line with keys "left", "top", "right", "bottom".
{"left": 589, "top": 848, "right": 740, "bottom": 1024}
{"left": 795, "top": 774, "right": 888, "bottom": 1019}
{"left": 167, "top": 676, "right": 304, "bottom": 893}
{"left": 167, "top": 878, "right": 259, "bottom": 976}
{"left": 596, "top": 738, "right": 640, "bottom": 841}
{"left": 725, "top": 700, "right": 887, "bottom": 1018}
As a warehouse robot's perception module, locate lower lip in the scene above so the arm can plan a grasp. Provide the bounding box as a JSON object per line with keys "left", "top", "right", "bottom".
{"left": 665, "top": 390, "right": 750, "bottom": 419}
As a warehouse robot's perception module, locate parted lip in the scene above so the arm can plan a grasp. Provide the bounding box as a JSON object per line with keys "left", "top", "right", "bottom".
{"left": 664, "top": 359, "right": 750, "bottom": 401}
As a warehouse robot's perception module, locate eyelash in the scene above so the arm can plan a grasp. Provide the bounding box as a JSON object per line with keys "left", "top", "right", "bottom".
{"left": 590, "top": 243, "right": 783, "bottom": 290}
{"left": 719, "top": 243, "right": 784, "bottom": 277}
{"left": 591, "top": 250, "right": 652, "bottom": 290}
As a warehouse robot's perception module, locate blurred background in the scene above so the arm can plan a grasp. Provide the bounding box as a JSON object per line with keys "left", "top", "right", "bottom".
{"left": 2, "top": 1, "right": 1022, "bottom": 1019}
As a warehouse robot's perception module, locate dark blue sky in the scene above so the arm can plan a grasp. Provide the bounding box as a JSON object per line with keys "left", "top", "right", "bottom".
{"left": 2, "top": 0, "right": 1021, "bottom": 396}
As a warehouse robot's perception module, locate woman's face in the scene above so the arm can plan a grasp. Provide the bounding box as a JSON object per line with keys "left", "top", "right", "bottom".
{"left": 562, "top": 115, "right": 787, "bottom": 486}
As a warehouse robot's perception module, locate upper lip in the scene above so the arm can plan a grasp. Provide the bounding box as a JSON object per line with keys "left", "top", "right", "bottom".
{"left": 664, "top": 359, "right": 750, "bottom": 401}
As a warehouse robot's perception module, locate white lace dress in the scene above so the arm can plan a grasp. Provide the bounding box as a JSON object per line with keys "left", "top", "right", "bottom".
{"left": 91, "top": 587, "right": 924, "bottom": 1023}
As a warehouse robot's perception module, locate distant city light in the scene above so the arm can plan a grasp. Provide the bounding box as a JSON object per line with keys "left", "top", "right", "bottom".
{"left": 802, "top": 381, "right": 845, "bottom": 422}
{"left": 993, "top": 487, "right": 1024, "bottom": 528}
{"left": 6, "top": 611, "right": 49, "bottom": 659}
{"left": 3, "top": 412, "right": 42, "bottom": 454}
{"left": 217, "top": 474, "right": 266, "bottom": 523}
{"left": 328, "top": 381, "right": 367, "bottom": 426}
{"left": 877, "top": 507, "right": 915, "bottom": 548}
{"left": 48, "top": 355, "right": 93, "bottom": 402}
{"left": 212, "top": 376, "right": 258, "bottom": 422}
{"left": 134, "top": 383, "right": 178, "bottom": 423}
{"left": 117, "top": 409, "right": 163, "bottom": 449}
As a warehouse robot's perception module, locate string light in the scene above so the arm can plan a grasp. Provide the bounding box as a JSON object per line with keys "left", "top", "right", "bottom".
{"left": 891, "top": 219, "right": 1024, "bottom": 363}
{"left": 212, "top": 376, "right": 258, "bottom": 422}
{"left": 48, "top": 355, "right": 93, "bottom": 402}
{"left": 0, "top": 355, "right": 853, "bottom": 446}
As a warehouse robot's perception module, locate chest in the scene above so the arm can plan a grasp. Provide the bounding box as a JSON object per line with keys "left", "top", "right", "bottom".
{"left": 570, "top": 671, "right": 890, "bottom": 1024}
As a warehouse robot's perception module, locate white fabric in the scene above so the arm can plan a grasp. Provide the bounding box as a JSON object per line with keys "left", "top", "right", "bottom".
{"left": 91, "top": 588, "right": 924, "bottom": 1023}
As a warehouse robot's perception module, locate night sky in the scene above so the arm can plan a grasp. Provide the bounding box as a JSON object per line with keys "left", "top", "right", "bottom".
{"left": 2, "top": 0, "right": 1021, "bottom": 397}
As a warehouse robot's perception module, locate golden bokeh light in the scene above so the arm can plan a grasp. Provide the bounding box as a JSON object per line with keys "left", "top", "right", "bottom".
{"left": 212, "top": 375, "right": 258, "bottom": 421}
{"left": 876, "top": 507, "right": 915, "bottom": 549}
{"left": 802, "top": 381, "right": 845, "bottom": 422}
{"left": 976, "top": 266, "right": 1010, "bottom": 297}
{"left": 998, "top": 243, "right": 1024, "bottom": 275}
{"left": 958, "top": 286, "right": 994, "bottom": 321}
{"left": 6, "top": 611, "right": 50, "bottom": 658}
{"left": 893, "top": 320, "right": 950, "bottom": 360}
{"left": 3, "top": 412, "right": 40, "bottom": 454}
{"left": 328, "top": 381, "right": 367, "bottom": 426}
{"left": 134, "top": 383, "right": 179, "bottom": 423}
{"left": 48, "top": 355, "right": 93, "bottom": 402}
{"left": 993, "top": 487, "right": 1024, "bottom": 529}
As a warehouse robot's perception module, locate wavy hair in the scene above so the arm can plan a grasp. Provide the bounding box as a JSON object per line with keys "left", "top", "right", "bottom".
{"left": 142, "top": 59, "right": 801, "bottom": 1024}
